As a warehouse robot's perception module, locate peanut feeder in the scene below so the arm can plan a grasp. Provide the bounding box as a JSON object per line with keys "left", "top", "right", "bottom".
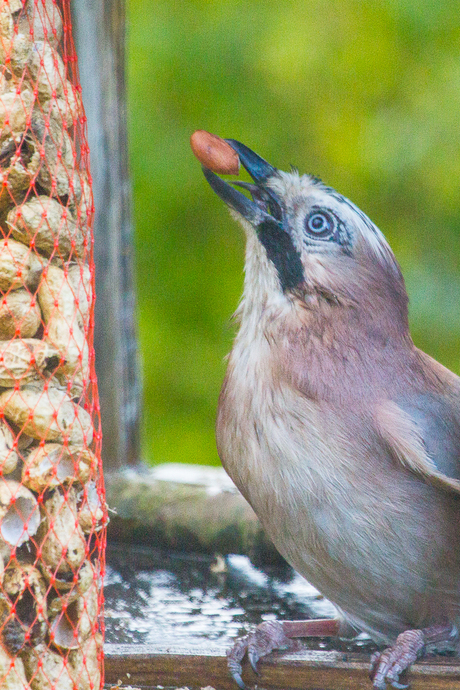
{"left": 0, "top": 3, "right": 104, "bottom": 686}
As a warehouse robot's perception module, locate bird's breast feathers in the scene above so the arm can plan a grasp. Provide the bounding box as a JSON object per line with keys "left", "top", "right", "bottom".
{"left": 216, "top": 321, "right": 460, "bottom": 638}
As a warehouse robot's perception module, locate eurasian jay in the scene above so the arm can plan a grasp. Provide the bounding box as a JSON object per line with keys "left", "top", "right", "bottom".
{"left": 198, "top": 138, "right": 460, "bottom": 689}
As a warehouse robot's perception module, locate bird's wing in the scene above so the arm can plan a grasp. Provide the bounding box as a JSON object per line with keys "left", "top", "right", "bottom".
{"left": 374, "top": 354, "right": 460, "bottom": 495}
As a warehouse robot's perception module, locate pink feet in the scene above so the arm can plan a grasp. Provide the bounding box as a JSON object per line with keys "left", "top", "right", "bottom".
{"left": 370, "top": 625, "right": 457, "bottom": 689}
{"left": 227, "top": 619, "right": 456, "bottom": 689}
{"left": 227, "top": 618, "right": 339, "bottom": 689}
{"left": 227, "top": 620, "right": 300, "bottom": 689}
{"left": 370, "top": 630, "right": 424, "bottom": 689}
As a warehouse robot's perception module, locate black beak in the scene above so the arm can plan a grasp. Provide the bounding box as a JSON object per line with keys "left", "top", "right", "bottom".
{"left": 203, "top": 140, "right": 305, "bottom": 292}
{"left": 224, "top": 139, "right": 276, "bottom": 182}
{"left": 202, "top": 140, "right": 281, "bottom": 225}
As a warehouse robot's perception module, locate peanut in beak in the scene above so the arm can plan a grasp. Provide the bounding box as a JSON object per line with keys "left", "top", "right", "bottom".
{"left": 190, "top": 130, "right": 240, "bottom": 175}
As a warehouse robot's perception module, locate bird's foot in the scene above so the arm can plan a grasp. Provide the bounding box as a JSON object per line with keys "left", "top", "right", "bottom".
{"left": 370, "top": 624, "right": 456, "bottom": 690}
{"left": 227, "top": 618, "right": 340, "bottom": 689}
{"left": 370, "top": 629, "right": 424, "bottom": 689}
{"left": 227, "top": 620, "right": 301, "bottom": 689}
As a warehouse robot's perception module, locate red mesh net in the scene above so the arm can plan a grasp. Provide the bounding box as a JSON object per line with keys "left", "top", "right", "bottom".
{"left": 0, "top": 1, "right": 106, "bottom": 688}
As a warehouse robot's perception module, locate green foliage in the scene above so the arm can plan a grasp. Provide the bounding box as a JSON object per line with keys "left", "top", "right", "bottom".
{"left": 127, "top": 0, "right": 460, "bottom": 466}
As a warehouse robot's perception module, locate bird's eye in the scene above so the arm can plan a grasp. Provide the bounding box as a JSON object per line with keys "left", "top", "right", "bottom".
{"left": 305, "top": 211, "right": 335, "bottom": 239}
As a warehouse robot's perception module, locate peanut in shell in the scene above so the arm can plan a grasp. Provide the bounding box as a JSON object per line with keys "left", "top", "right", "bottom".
{"left": 0, "top": 3, "right": 27, "bottom": 69}
{"left": 26, "top": 40, "right": 66, "bottom": 103}
{"left": 0, "top": 419, "right": 16, "bottom": 474}
{"left": 0, "top": 479, "right": 40, "bottom": 547}
{"left": 78, "top": 481, "right": 105, "bottom": 534}
{"left": 0, "top": 338, "right": 57, "bottom": 387}
{"left": 22, "top": 644, "right": 75, "bottom": 690}
{"left": 37, "top": 486, "right": 86, "bottom": 575}
{"left": 0, "top": 87, "right": 35, "bottom": 144}
{"left": 68, "top": 634, "right": 102, "bottom": 690}
{"left": 22, "top": 443, "right": 95, "bottom": 493}
{"left": 0, "top": 644, "right": 29, "bottom": 690}
{"left": 49, "top": 579, "right": 98, "bottom": 651}
{"left": 0, "top": 0, "right": 22, "bottom": 40}
{"left": 31, "top": 112, "right": 76, "bottom": 201}
{"left": 3, "top": 560, "right": 47, "bottom": 645}
{"left": 19, "top": 0, "right": 63, "bottom": 49}
{"left": 74, "top": 171, "right": 92, "bottom": 223}
{"left": 0, "top": 240, "right": 43, "bottom": 292}
{"left": 42, "top": 79, "right": 82, "bottom": 130}
{"left": 38, "top": 264, "right": 89, "bottom": 382}
{"left": 0, "top": 289, "right": 42, "bottom": 339}
{"left": 7, "top": 196, "right": 87, "bottom": 260}
{"left": 41, "top": 554, "right": 95, "bottom": 594}
{"left": 6, "top": 32, "right": 33, "bottom": 78}
{"left": 68, "top": 262, "right": 92, "bottom": 332}
{"left": 0, "top": 134, "right": 41, "bottom": 211}
{"left": 0, "top": 385, "right": 94, "bottom": 445}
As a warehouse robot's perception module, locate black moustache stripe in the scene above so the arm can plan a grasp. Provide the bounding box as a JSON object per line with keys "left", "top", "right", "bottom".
{"left": 257, "top": 219, "right": 304, "bottom": 292}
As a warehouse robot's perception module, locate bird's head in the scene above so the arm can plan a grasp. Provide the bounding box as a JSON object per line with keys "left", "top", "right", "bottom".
{"left": 204, "top": 140, "right": 409, "bottom": 341}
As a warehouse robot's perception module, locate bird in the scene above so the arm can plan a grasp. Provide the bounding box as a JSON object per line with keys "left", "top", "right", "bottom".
{"left": 197, "top": 137, "right": 460, "bottom": 690}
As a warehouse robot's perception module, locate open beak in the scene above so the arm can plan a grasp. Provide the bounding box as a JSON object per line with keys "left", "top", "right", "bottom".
{"left": 202, "top": 140, "right": 282, "bottom": 225}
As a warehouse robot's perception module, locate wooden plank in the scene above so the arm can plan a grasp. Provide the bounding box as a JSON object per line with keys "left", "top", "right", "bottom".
{"left": 104, "top": 644, "right": 460, "bottom": 690}
{"left": 71, "top": 0, "right": 142, "bottom": 471}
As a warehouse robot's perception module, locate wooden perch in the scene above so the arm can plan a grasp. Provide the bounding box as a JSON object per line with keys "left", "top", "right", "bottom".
{"left": 104, "top": 643, "right": 460, "bottom": 690}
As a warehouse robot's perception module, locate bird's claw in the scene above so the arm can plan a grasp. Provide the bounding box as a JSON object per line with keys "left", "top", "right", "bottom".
{"left": 369, "top": 629, "right": 425, "bottom": 689}
{"left": 227, "top": 635, "right": 251, "bottom": 689}
{"left": 231, "top": 669, "right": 247, "bottom": 690}
{"left": 248, "top": 647, "right": 260, "bottom": 675}
{"left": 227, "top": 620, "right": 299, "bottom": 688}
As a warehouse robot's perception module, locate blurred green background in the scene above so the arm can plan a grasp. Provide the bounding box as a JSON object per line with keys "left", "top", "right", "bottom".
{"left": 126, "top": 0, "right": 460, "bottom": 467}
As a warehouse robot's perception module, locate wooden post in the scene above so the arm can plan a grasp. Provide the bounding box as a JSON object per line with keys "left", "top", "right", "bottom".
{"left": 71, "top": 0, "right": 142, "bottom": 470}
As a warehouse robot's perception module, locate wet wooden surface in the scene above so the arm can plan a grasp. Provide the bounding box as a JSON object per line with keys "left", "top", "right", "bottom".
{"left": 104, "top": 644, "right": 460, "bottom": 690}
